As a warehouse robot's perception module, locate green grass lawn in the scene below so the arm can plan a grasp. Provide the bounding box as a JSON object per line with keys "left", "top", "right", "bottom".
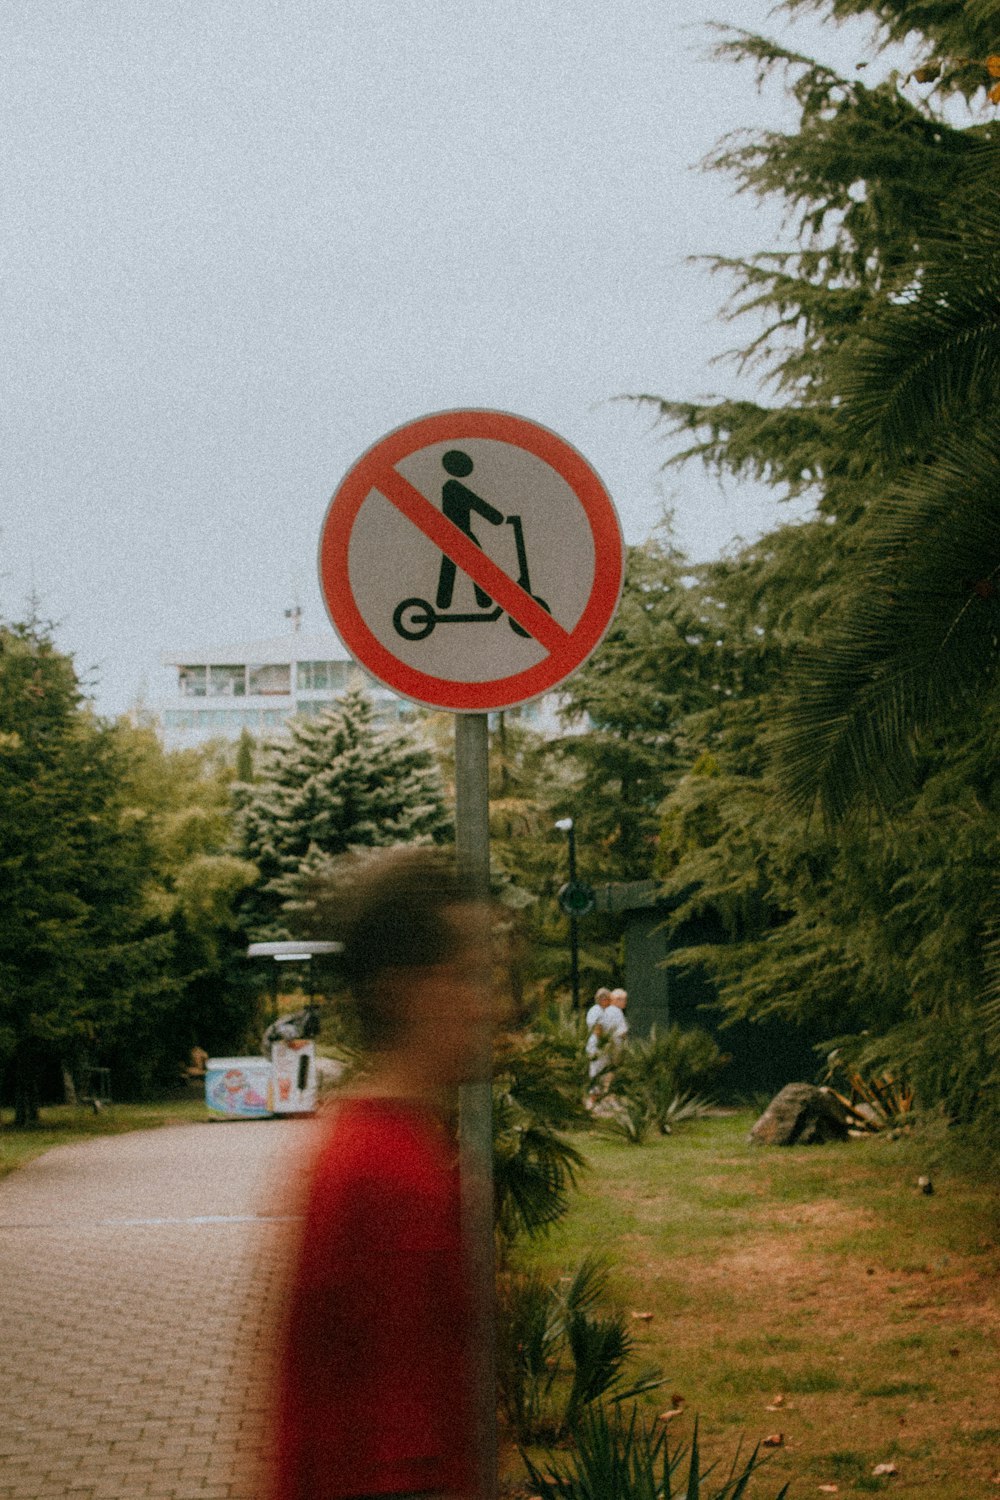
{"left": 0, "top": 1095, "right": 211, "bottom": 1179}
{"left": 509, "top": 1112, "right": 1000, "bottom": 1498}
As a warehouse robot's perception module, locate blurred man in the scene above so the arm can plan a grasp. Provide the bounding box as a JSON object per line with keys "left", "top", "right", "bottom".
{"left": 271, "top": 850, "right": 494, "bottom": 1500}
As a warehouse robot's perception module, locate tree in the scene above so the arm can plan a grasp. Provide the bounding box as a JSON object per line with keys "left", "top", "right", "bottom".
{"left": 232, "top": 688, "right": 452, "bottom": 936}
{"left": 634, "top": 12, "right": 1000, "bottom": 823}
{"left": 552, "top": 534, "right": 728, "bottom": 880}
{"left": 107, "top": 720, "right": 260, "bottom": 1093}
{"left": 474, "top": 536, "right": 734, "bottom": 1005}
{"left": 628, "top": 3, "right": 1000, "bottom": 1133}
{"left": 0, "top": 621, "right": 169, "bottom": 1124}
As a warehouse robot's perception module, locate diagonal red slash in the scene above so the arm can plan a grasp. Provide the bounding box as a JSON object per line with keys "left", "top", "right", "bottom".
{"left": 373, "top": 465, "right": 572, "bottom": 655}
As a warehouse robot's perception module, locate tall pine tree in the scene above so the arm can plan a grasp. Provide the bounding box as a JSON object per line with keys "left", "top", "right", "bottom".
{"left": 233, "top": 687, "right": 452, "bottom": 937}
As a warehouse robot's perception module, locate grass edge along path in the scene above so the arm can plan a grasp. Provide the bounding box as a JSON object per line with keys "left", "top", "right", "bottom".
{"left": 0, "top": 1096, "right": 211, "bottom": 1179}
{"left": 511, "top": 1113, "right": 1000, "bottom": 1499}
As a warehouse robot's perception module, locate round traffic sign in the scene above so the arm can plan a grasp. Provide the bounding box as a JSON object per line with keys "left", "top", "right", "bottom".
{"left": 318, "top": 409, "right": 624, "bottom": 712}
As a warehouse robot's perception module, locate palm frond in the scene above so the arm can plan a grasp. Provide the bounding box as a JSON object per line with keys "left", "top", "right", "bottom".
{"left": 841, "top": 233, "right": 1000, "bottom": 461}
{"left": 774, "top": 425, "right": 1000, "bottom": 821}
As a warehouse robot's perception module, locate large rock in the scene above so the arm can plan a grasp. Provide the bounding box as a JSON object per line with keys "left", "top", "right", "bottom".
{"left": 750, "top": 1083, "right": 850, "bottom": 1146}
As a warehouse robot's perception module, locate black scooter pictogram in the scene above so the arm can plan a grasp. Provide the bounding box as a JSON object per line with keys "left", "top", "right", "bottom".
{"left": 393, "top": 451, "right": 550, "bottom": 642}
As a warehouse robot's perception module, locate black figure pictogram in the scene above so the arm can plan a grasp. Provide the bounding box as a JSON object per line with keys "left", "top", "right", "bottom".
{"left": 392, "top": 450, "right": 551, "bottom": 642}
{"left": 435, "top": 450, "right": 503, "bottom": 610}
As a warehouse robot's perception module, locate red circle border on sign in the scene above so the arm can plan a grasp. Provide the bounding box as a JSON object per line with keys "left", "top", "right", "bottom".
{"left": 318, "top": 409, "right": 624, "bottom": 712}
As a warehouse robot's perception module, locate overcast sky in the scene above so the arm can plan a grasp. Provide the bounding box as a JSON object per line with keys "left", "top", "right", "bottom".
{"left": 1, "top": 1, "right": 900, "bottom": 716}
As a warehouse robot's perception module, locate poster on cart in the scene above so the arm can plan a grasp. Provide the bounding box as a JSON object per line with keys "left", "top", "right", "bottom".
{"left": 205, "top": 1057, "right": 274, "bottom": 1118}
{"left": 271, "top": 1040, "right": 318, "bottom": 1114}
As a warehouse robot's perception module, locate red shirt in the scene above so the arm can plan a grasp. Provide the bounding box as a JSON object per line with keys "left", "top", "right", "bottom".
{"left": 272, "top": 1097, "right": 470, "bottom": 1500}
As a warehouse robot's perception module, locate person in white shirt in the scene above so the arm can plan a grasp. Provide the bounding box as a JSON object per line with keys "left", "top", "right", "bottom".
{"left": 586, "top": 988, "right": 627, "bottom": 1100}
{"left": 609, "top": 988, "right": 629, "bottom": 1042}
{"left": 586, "top": 987, "right": 611, "bottom": 1032}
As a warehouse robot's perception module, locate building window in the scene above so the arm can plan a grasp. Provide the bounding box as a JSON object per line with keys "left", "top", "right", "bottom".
{"left": 208, "top": 664, "right": 246, "bottom": 697}
{"left": 248, "top": 663, "right": 291, "bottom": 696}
{"left": 296, "top": 660, "right": 353, "bottom": 691}
{"left": 178, "top": 666, "right": 207, "bottom": 697}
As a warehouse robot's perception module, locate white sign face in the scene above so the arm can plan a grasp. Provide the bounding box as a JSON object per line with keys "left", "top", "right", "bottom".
{"left": 319, "top": 409, "right": 624, "bottom": 713}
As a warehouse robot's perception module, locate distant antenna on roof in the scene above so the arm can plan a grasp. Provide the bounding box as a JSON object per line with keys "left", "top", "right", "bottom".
{"left": 284, "top": 604, "right": 303, "bottom": 633}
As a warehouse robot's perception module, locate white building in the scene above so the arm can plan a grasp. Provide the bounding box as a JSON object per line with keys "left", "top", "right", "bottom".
{"left": 159, "top": 629, "right": 572, "bottom": 745}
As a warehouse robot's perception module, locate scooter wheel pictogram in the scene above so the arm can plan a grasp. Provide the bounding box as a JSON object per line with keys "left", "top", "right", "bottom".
{"left": 509, "top": 597, "right": 551, "bottom": 636}
{"left": 393, "top": 598, "right": 436, "bottom": 641}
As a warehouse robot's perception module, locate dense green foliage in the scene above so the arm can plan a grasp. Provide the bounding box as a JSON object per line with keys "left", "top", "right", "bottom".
{"left": 0, "top": 621, "right": 267, "bottom": 1116}
{"left": 108, "top": 721, "right": 261, "bottom": 1095}
{"left": 483, "top": 536, "right": 737, "bottom": 1004}
{"left": 624, "top": 0, "right": 1000, "bottom": 1139}
{"left": 0, "top": 623, "right": 169, "bottom": 1120}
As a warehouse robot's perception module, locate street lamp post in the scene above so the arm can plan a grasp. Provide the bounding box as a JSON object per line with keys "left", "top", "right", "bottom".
{"left": 555, "top": 818, "right": 580, "bottom": 1010}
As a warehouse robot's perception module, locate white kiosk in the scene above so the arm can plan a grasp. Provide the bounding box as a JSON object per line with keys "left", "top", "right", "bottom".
{"left": 244, "top": 940, "right": 342, "bottom": 1116}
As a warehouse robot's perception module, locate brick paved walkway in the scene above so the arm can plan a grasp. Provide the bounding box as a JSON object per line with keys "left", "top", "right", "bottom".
{"left": 0, "top": 1120, "right": 319, "bottom": 1500}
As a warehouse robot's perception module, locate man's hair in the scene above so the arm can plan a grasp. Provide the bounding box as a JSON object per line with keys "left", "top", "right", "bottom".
{"left": 332, "top": 847, "right": 468, "bottom": 1051}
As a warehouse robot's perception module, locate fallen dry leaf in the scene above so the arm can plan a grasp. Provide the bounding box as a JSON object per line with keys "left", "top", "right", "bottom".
{"left": 872, "top": 1461, "right": 899, "bottom": 1476}
{"left": 630, "top": 1310, "right": 654, "bottom": 1321}
{"left": 670, "top": 1392, "right": 685, "bottom": 1408}
{"left": 818, "top": 1487, "right": 839, "bottom": 1495}
{"left": 763, "top": 1433, "right": 785, "bottom": 1447}
{"left": 770, "top": 1393, "right": 785, "bottom": 1407}
{"left": 657, "top": 1408, "right": 682, "bottom": 1422}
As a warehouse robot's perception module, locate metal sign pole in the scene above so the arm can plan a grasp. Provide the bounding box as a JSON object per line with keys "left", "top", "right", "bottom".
{"left": 455, "top": 710, "right": 497, "bottom": 1500}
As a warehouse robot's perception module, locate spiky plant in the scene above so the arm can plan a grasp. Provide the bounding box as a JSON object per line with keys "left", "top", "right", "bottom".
{"left": 497, "top": 1255, "right": 662, "bottom": 1444}
{"left": 521, "top": 1403, "right": 790, "bottom": 1500}
{"left": 608, "top": 1026, "right": 726, "bottom": 1141}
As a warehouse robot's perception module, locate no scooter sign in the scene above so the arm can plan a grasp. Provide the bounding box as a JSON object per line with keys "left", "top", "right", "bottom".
{"left": 318, "top": 409, "right": 624, "bottom": 712}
